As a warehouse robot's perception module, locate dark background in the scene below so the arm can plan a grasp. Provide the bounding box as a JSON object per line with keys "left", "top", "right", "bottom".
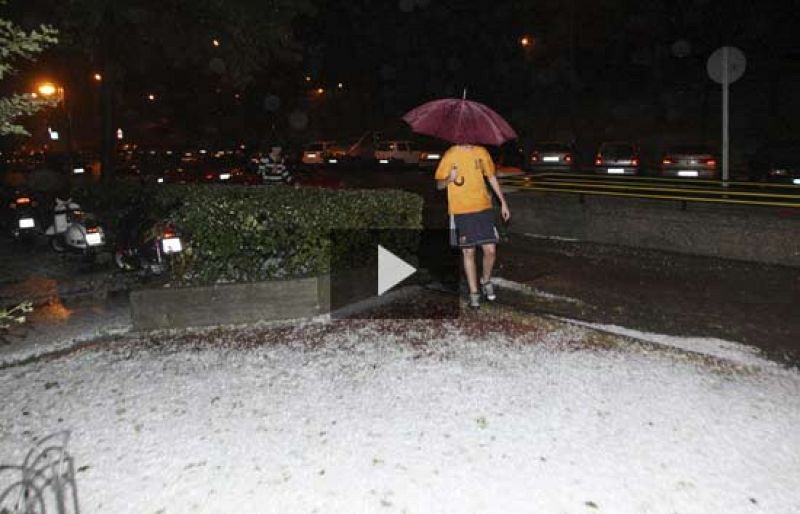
{"left": 4, "top": 0, "right": 799, "bottom": 165}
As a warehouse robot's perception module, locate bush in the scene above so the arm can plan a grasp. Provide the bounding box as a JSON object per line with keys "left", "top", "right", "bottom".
{"left": 157, "top": 185, "right": 423, "bottom": 285}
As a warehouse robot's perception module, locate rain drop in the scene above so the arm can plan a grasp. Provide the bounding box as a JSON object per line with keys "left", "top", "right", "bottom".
{"left": 209, "top": 57, "right": 227, "bottom": 75}
{"left": 289, "top": 110, "right": 308, "bottom": 130}
{"left": 398, "top": 0, "right": 415, "bottom": 12}
{"left": 671, "top": 39, "right": 692, "bottom": 58}
{"left": 380, "top": 64, "right": 397, "bottom": 80}
{"left": 263, "top": 94, "right": 281, "bottom": 112}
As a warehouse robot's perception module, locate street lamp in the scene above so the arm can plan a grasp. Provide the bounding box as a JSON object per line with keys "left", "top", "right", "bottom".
{"left": 38, "top": 83, "right": 57, "bottom": 96}
{"left": 93, "top": 73, "right": 102, "bottom": 82}
{"left": 34, "top": 81, "right": 73, "bottom": 171}
{"left": 37, "top": 82, "right": 63, "bottom": 100}
{"left": 519, "top": 35, "right": 533, "bottom": 49}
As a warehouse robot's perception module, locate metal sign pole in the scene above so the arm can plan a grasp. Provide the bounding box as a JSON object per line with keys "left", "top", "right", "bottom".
{"left": 722, "top": 47, "right": 730, "bottom": 184}
{"left": 708, "top": 46, "right": 744, "bottom": 186}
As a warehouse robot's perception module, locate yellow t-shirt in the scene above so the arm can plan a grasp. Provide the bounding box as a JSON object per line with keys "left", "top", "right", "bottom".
{"left": 434, "top": 145, "right": 496, "bottom": 214}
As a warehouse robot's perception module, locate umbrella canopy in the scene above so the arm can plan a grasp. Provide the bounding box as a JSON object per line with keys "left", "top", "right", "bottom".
{"left": 402, "top": 97, "right": 517, "bottom": 146}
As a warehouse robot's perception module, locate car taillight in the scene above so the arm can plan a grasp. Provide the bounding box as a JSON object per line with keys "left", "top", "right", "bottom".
{"left": 87, "top": 227, "right": 99, "bottom": 234}
{"left": 662, "top": 157, "right": 673, "bottom": 165}
{"left": 530, "top": 152, "right": 539, "bottom": 163}
{"left": 631, "top": 158, "right": 639, "bottom": 166}
{"left": 594, "top": 155, "right": 603, "bottom": 166}
{"left": 163, "top": 230, "right": 175, "bottom": 239}
{"left": 705, "top": 159, "right": 717, "bottom": 167}
{"left": 564, "top": 154, "right": 572, "bottom": 163}
{"left": 205, "top": 172, "right": 214, "bottom": 180}
{"left": 15, "top": 196, "right": 31, "bottom": 205}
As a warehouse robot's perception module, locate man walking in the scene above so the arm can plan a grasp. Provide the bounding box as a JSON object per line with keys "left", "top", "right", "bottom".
{"left": 435, "top": 144, "right": 510, "bottom": 309}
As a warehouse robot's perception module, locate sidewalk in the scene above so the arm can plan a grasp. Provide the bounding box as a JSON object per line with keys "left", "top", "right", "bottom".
{"left": 493, "top": 233, "right": 800, "bottom": 365}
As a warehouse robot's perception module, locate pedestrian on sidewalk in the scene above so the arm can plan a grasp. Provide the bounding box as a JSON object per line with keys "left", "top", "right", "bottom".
{"left": 435, "top": 144, "right": 511, "bottom": 309}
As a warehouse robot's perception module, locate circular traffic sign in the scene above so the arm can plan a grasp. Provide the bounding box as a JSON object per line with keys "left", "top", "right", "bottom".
{"left": 707, "top": 46, "right": 746, "bottom": 84}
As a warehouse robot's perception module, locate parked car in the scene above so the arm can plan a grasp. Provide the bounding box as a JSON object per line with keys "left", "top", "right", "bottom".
{"left": 593, "top": 142, "right": 640, "bottom": 175}
{"left": 301, "top": 141, "right": 339, "bottom": 166}
{"left": 483, "top": 142, "right": 525, "bottom": 175}
{"left": 200, "top": 156, "right": 260, "bottom": 185}
{"left": 659, "top": 145, "right": 718, "bottom": 179}
{"left": 374, "top": 140, "right": 420, "bottom": 167}
{"left": 416, "top": 139, "right": 449, "bottom": 169}
{"left": 748, "top": 141, "right": 800, "bottom": 184}
{"left": 528, "top": 142, "right": 576, "bottom": 172}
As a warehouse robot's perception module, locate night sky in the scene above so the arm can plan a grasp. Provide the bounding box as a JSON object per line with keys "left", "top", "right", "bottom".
{"left": 8, "top": 0, "right": 800, "bottom": 151}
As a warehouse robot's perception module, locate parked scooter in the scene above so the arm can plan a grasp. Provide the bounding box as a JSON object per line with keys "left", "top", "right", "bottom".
{"left": 44, "top": 198, "right": 106, "bottom": 257}
{"left": 2, "top": 190, "right": 42, "bottom": 242}
{"left": 113, "top": 218, "right": 184, "bottom": 275}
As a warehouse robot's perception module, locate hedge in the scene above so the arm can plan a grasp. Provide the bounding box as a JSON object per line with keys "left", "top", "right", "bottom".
{"left": 156, "top": 185, "right": 423, "bottom": 285}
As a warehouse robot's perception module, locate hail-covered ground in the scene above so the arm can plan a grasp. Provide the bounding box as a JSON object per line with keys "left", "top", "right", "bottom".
{"left": 1, "top": 304, "right": 799, "bottom": 514}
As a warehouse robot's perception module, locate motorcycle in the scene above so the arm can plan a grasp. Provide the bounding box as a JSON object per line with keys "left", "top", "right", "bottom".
{"left": 3, "top": 191, "right": 42, "bottom": 242}
{"left": 44, "top": 198, "right": 106, "bottom": 257}
{"left": 113, "top": 218, "right": 184, "bottom": 275}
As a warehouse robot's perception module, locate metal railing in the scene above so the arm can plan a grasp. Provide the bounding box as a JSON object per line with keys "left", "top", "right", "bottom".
{"left": 0, "top": 432, "right": 80, "bottom": 514}
{"left": 500, "top": 173, "right": 800, "bottom": 208}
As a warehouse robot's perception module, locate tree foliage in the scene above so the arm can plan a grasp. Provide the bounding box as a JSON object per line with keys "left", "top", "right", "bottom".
{"left": 0, "top": 1, "right": 58, "bottom": 135}
{"left": 41, "top": 0, "right": 314, "bottom": 87}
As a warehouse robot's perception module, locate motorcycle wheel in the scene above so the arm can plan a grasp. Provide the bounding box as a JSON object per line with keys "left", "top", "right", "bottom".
{"left": 113, "top": 250, "right": 137, "bottom": 271}
{"left": 50, "top": 236, "right": 66, "bottom": 253}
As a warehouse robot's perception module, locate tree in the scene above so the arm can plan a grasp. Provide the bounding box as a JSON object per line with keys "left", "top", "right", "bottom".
{"left": 18, "top": 0, "right": 314, "bottom": 177}
{"left": 0, "top": 0, "right": 57, "bottom": 135}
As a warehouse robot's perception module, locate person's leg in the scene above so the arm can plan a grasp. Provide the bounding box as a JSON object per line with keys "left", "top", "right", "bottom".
{"left": 462, "top": 246, "right": 479, "bottom": 294}
{"left": 480, "top": 243, "right": 496, "bottom": 283}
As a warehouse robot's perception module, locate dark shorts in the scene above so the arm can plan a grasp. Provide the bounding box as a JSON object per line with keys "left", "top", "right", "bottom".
{"left": 449, "top": 209, "right": 499, "bottom": 248}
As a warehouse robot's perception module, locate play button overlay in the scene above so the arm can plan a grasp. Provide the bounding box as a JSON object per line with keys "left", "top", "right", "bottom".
{"left": 329, "top": 229, "right": 459, "bottom": 319}
{"left": 378, "top": 244, "right": 416, "bottom": 295}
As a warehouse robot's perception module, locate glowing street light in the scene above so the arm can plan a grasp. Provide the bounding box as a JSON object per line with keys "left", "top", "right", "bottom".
{"left": 519, "top": 35, "right": 533, "bottom": 49}
{"left": 212, "top": 39, "right": 220, "bottom": 47}
{"left": 316, "top": 87, "right": 325, "bottom": 95}
{"left": 337, "top": 82, "right": 344, "bottom": 89}
{"left": 93, "top": 73, "right": 102, "bottom": 82}
{"left": 37, "top": 82, "right": 58, "bottom": 97}
{"left": 147, "top": 93, "right": 156, "bottom": 101}
{"left": 305, "top": 76, "right": 312, "bottom": 82}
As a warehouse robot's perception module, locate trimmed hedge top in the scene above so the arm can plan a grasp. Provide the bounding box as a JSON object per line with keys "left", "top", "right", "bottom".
{"left": 158, "top": 185, "right": 423, "bottom": 285}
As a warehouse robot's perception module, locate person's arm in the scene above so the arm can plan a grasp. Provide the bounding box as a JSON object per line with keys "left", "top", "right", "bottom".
{"left": 479, "top": 148, "right": 509, "bottom": 221}
{"left": 436, "top": 166, "right": 458, "bottom": 190}
{"left": 486, "top": 175, "right": 510, "bottom": 221}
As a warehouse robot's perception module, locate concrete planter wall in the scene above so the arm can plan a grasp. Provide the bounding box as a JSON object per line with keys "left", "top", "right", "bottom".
{"left": 130, "top": 266, "right": 377, "bottom": 331}
{"left": 508, "top": 191, "right": 800, "bottom": 267}
{"left": 130, "top": 277, "right": 323, "bottom": 330}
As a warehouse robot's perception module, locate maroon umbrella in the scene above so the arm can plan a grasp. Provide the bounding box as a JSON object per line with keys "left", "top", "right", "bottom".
{"left": 402, "top": 94, "right": 517, "bottom": 146}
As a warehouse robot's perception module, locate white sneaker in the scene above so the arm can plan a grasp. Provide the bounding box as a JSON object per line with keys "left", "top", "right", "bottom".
{"left": 481, "top": 278, "right": 496, "bottom": 301}
{"left": 468, "top": 292, "right": 481, "bottom": 309}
